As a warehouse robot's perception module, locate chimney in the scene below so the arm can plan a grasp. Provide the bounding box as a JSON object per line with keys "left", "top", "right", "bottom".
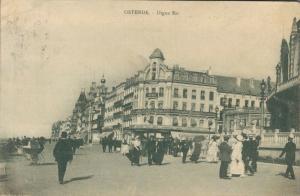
{"left": 249, "top": 78, "right": 254, "bottom": 88}
{"left": 236, "top": 77, "right": 241, "bottom": 87}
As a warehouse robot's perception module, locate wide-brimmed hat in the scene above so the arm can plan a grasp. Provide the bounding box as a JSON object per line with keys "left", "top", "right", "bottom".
{"left": 288, "top": 134, "right": 294, "bottom": 139}
{"left": 236, "top": 135, "right": 244, "bottom": 142}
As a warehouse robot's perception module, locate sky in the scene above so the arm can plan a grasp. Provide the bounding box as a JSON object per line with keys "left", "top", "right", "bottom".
{"left": 1, "top": 1, "right": 299, "bottom": 138}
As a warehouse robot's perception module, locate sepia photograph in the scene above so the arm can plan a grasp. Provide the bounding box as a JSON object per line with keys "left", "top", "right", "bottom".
{"left": 0, "top": 1, "right": 299, "bottom": 195}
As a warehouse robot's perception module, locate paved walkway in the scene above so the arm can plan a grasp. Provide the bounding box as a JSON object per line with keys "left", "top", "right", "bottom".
{"left": 1, "top": 143, "right": 299, "bottom": 196}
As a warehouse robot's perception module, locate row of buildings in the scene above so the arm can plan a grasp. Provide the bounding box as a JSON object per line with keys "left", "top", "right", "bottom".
{"left": 52, "top": 47, "right": 272, "bottom": 142}
{"left": 52, "top": 18, "right": 300, "bottom": 143}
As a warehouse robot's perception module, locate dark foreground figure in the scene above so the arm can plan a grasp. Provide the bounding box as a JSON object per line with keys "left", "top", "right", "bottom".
{"left": 218, "top": 135, "right": 232, "bottom": 179}
{"left": 279, "top": 134, "right": 296, "bottom": 180}
{"left": 53, "top": 131, "right": 73, "bottom": 184}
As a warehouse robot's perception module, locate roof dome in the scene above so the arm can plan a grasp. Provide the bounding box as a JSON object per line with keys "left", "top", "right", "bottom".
{"left": 149, "top": 48, "right": 165, "bottom": 60}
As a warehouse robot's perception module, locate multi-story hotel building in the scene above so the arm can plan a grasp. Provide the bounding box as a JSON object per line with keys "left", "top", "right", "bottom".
{"left": 103, "top": 48, "right": 269, "bottom": 139}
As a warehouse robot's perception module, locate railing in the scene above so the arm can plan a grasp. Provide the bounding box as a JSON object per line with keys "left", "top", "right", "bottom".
{"left": 146, "top": 92, "right": 158, "bottom": 98}
{"left": 261, "top": 131, "right": 300, "bottom": 147}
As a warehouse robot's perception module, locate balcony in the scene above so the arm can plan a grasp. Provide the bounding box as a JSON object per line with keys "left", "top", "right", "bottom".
{"left": 146, "top": 92, "right": 158, "bottom": 99}
{"left": 130, "top": 109, "right": 215, "bottom": 117}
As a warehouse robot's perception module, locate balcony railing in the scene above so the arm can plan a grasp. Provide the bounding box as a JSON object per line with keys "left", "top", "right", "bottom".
{"left": 146, "top": 93, "right": 158, "bottom": 98}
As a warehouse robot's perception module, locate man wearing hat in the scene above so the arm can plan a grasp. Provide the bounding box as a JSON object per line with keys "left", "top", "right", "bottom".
{"left": 53, "top": 131, "right": 73, "bottom": 184}
{"left": 279, "top": 134, "right": 296, "bottom": 180}
{"left": 218, "top": 135, "right": 232, "bottom": 179}
{"left": 180, "top": 139, "right": 190, "bottom": 163}
{"left": 146, "top": 136, "right": 156, "bottom": 165}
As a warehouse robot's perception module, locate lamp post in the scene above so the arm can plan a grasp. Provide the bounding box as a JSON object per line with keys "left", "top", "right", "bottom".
{"left": 215, "top": 106, "right": 219, "bottom": 133}
{"left": 260, "top": 79, "right": 267, "bottom": 136}
{"left": 208, "top": 119, "right": 213, "bottom": 141}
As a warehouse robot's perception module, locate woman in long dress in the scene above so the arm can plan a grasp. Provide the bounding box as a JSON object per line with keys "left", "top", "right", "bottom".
{"left": 230, "top": 135, "right": 245, "bottom": 177}
{"left": 206, "top": 137, "right": 219, "bottom": 163}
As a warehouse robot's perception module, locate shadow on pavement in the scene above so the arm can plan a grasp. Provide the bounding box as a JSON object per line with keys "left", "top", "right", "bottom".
{"left": 37, "top": 162, "right": 56, "bottom": 166}
{"left": 276, "top": 172, "right": 286, "bottom": 177}
{"left": 64, "top": 175, "right": 94, "bottom": 184}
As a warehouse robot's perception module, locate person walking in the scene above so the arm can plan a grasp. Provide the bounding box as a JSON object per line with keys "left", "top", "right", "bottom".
{"left": 53, "top": 131, "right": 73, "bottom": 184}
{"left": 206, "top": 136, "right": 219, "bottom": 163}
{"left": 181, "top": 139, "right": 190, "bottom": 163}
{"left": 190, "top": 139, "right": 202, "bottom": 163}
{"left": 250, "top": 135, "right": 260, "bottom": 172}
{"left": 230, "top": 135, "right": 245, "bottom": 177}
{"left": 242, "top": 134, "right": 254, "bottom": 175}
{"left": 279, "top": 134, "right": 296, "bottom": 180}
{"left": 218, "top": 135, "right": 232, "bottom": 179}
{"left": 101, "top": 137, "right": 107, "bottom": 153}
{"left": 108, "top": 137, "right": 113, "bottom": 153}
{"left": 146, "top": 136, "right": 156, "bottom": 165}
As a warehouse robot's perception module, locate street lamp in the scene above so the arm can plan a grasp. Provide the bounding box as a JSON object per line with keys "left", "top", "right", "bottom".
{"left": 260, "top": 79, "right": 267, "bottom": 136}
{"left": 215, "top": 106, "right": 219, "bottom": 133}
{"left": 208, "top": 119, "right": 213, "bottom": 141}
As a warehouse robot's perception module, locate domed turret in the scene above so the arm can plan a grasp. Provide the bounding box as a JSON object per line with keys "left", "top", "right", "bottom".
{"left": 149, "top": 48, "right": 165, "bottom": 60}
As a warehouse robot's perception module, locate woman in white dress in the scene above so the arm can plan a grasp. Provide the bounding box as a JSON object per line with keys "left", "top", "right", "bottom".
{"left": 230, "top": 135, "right": 245, "bottom": 177}
{"left": 206, "top": 137, "right": 219, "bottom": 163}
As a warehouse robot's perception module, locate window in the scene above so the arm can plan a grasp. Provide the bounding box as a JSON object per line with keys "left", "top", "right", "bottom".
{"left": 145, "top": 101, "right": 148, "bottom": 108}
{"left": 182, "top": 102, "right": 187, "bottom": 110}
{"left": 150, "top": 101, "right": 155, "bottom": 109}
{"left": 152, "top": 73, "right": 156, "bottom": 80}
{"left": 159, "top": 87, "right": 164, "bottom": 97}
{"left": 200, "top": 104, "right": 205, "bottom": 112}
{"left": 158, "top": 101, "right": 163, "bottom": 109}
{"left": 192, "top": 90, "right": 196, "bottom": 99}
{"left": 245, "top": 100, "right": 249, "bottom": 108}
{"left": 236, "top": 99, "right": 240, "bottom": 107}
{"left": 199, "top": 119, "right": 204, "bottom": 127}
{"left": 182, "top": 117, "right": 187, "bottom": 127}
{"left": 149, "top": 116, "right": 154, "bottom": 124}
{"left": 209, "top": 92, "right": 214, "bottom": 101}
{"left": 191, "top": 118, "right": 197, "bottom": 127}
{"left": 191, "top": 103, "right": 196, "bottom": 111}
{"left": 174, "top": 88, "right": 179, "bottom": 97}
{"left": 200, "top": 90, "right": 205, "bottom": 100}
{"left": 183, "top": 89, "right": 188, "bottom": 98}
{"left": 173, "top": 101, "right": 178, "bottom": 110}
{"left": 251, "top": 101, "right": 255, "bottom": 108}
{"left": 220, "top": 97, "right": 225, "bottom": 106}
{"left": 228, "top": 98, "right": 232, "bottom": 108}
{"left": 209, "top": 104, "right": 213, "bottom": 112}
{"left": 157, "top": 117, "right": 163, "bottom": 125}
{"left": 144, "top": 116, "right": 147, "bottom": 122}
{"left": 146, "top": 87, "right": 149, "bottom": 94}
{"left": 173, "top": 117, "right": 178, "bottom": 126}
{"left": 152, "top": 88, "right": 156, "bottom": 93}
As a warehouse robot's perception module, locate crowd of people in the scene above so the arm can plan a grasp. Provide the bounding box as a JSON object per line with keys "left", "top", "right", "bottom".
{"left": 2, "top": 130, "right": 296, "bottom": 185}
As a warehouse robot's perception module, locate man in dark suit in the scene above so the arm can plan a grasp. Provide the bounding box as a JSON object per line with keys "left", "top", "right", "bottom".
{"left": 249, "top": 135, "right": 260, "bottom": 172}
{"left": 181, "top": 140, "right": 190, "bottom": 163}
{"left": 53, "top": 131, "right": 73, "bottom": 184}
{"left": 146, "top": 136, "right": 156, "bottom": 165}
{"left": 242, "top": 134, "right": 254, "bottom": 175}
{"left": 218, "top": 135, "right": 232, "bottom": 179}
{"left": 279, "top": 134, "right": 296, "bottom": 180}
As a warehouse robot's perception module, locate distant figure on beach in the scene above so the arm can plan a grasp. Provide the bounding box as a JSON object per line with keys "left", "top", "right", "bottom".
{"left": 53, "top": 131, "right": 73, "bottom": 184}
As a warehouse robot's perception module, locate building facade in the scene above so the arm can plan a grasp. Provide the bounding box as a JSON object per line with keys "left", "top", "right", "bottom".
{"left": 267, "top": 18, "right": 300, "bottom": 132}
{"left": 103, "top": 48, "right": 268, "bottom": 139}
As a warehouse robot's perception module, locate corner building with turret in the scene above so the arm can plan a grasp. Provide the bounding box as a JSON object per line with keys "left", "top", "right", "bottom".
{"left": 103, "top": 48, "right": 268, "bottom": 139}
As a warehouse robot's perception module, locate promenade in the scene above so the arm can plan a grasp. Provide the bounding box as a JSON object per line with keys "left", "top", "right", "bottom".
{"left": 1, "top": 143, "right": 299, "bottom": 196}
